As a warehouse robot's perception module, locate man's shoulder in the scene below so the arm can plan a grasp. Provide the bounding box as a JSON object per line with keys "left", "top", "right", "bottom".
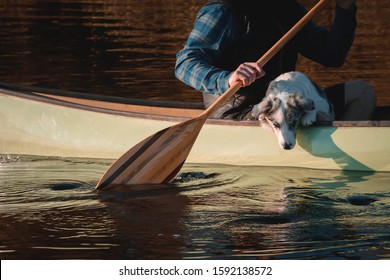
{"left": 200, "top": 1, "right": 245, "bottom": 19}
{"left": 196, "top": 0, "right": 247, "bottom": 31}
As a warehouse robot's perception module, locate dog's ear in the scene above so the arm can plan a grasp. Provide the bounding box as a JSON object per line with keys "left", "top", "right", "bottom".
{"left": 296, "top": 96, "right": 315, "bottom": 112}
{"left": 251, "top": 95, "right": 274, "bottom": 119}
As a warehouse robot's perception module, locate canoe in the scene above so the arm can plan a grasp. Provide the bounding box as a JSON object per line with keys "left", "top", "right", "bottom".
{"left": 0, "top": 82, "right": 389, "bottom": 172}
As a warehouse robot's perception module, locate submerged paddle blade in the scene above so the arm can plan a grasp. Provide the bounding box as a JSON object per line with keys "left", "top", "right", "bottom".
{"left": 95, "top": 117, "right": 205, "bottom": 189}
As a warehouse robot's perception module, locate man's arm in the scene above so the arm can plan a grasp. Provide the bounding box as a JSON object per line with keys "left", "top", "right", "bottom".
{"left": 297, "top": 1, "right": 357, "bottom": 67}
{"left": 175, "top": 4, "right": 243, "bottom": 95}
{"left": 336, "top": 0, "right": 356, "bottom": 10}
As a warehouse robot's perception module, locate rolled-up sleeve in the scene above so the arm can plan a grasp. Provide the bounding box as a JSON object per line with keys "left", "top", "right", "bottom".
{"left": 175, "top": 4, "right": 242, "bottom": 95}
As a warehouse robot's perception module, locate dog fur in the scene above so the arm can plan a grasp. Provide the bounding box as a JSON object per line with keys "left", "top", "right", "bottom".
{"left": 251, "top": 71, "right": 335, "bottom": 150}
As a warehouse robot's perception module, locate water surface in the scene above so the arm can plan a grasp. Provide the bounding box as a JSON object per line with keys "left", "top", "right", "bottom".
{"left": 1, "top": 156, "right": 389, "bottom": 259}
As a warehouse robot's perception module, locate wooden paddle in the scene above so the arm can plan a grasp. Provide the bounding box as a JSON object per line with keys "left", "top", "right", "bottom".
{"left": 96, "top": 0, "right": 329, "bottom": 190}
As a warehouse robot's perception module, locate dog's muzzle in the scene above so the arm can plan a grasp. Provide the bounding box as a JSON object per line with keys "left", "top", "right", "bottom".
{"left": 282, "top": 142, "right": 294, "bottom": 150}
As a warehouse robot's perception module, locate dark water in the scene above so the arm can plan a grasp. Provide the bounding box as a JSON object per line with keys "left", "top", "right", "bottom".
{"left": 0, "top": 156, "right": 389, "bottom": 259}
{"left": 0, "top": 0, "right": 390, "bottom": 260}
{"left": 0, "top": 0, "right": 390, "bottom": 105}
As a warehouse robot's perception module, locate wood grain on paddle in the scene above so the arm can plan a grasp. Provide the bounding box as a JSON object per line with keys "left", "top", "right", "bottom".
{"left": 96, "top": 0, "right": 330, "bottom": 189}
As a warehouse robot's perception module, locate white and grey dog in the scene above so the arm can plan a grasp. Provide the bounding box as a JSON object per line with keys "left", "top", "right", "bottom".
{"left": 251, "top": 71, "right": 335, "bottom": 150}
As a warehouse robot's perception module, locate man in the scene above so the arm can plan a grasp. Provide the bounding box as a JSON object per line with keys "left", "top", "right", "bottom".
{"left": 175, "top": 0, "right": 376, "bottom": 120}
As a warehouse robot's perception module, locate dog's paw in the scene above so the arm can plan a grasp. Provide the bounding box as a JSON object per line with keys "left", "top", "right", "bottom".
{"left": 301, "top": 112, "right": 316, "bottom": 126}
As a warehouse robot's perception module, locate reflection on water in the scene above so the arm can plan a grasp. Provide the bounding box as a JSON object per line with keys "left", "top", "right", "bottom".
{"left": 0, "top": 156, "right": 389, "bottom": 259}
{"left": 0, "top": 0, "right": 389, "bottom": 105}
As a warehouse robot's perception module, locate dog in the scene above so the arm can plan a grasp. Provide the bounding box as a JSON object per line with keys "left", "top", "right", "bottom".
{"left": 251, "top": 71, "right": 335, "bottom": 150}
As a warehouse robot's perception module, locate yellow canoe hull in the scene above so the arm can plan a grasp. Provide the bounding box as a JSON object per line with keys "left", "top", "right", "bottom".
{"left": 1, "top": 83, "right": 389, "bottom": 172}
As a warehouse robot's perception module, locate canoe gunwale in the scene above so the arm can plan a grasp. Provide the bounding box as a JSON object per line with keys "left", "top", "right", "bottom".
{"left": 0, "top": 82, "right": 390, "bottom": 127}
{"left": 0, "top": 81, "right": 204, "bottom": 109}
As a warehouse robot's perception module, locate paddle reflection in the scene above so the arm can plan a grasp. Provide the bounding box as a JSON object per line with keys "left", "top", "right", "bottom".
{"left": 97, "top": 184, "right": 190, "bottom": 259}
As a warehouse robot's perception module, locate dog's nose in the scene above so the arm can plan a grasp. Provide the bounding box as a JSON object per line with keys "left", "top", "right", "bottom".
{"left": 282, "top": 142, "right": 294, "bottom": 150}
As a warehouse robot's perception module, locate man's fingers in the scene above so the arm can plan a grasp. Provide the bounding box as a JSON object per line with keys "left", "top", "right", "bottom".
{"left": 238, "top": 63, "right": 264, "bottom": 86}
{"left": 229, "top": 62, "right": 265, "bottom": 87}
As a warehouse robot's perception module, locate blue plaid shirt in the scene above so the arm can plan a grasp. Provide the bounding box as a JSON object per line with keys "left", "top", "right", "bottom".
{"left": 175, "top": 3, "right": 239, "bottom": 95}
{"left": 175, "top": 2, "right": 357, "bottom": 96}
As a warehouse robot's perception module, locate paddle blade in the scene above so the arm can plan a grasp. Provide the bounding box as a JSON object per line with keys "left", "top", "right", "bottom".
{"left": 95, "top": 117, "right": 205, "bottom": 190}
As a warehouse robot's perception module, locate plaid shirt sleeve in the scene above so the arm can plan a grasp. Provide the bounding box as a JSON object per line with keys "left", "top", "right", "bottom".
{"left": 175, "top": 3, "right": 243, "bottom": 95}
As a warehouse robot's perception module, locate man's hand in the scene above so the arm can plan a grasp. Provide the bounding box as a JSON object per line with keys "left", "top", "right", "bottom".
{"left": 228, "top": 62, "right": 265, "bottom": 87}
{"left": 336, "top": 0, "right": 356, "bottom": 10}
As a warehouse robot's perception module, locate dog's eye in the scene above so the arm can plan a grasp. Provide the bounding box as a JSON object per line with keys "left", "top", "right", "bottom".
{"left": 272, "top": 121, "right": 281, "bottom": 129}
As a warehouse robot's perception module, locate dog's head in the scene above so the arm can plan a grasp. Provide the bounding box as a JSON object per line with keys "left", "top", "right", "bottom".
{"left": 252, "top": 88, "right": 315, "bottom": 150}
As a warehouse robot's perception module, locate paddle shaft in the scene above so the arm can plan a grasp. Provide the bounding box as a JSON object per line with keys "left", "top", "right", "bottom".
{"left": 203, "top": 0, "right": 330, "bottom": 118}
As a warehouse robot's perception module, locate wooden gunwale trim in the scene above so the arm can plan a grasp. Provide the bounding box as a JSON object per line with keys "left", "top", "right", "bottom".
{"left": 32, "top": 92, "right": 204, "bottom": 118}
{"left": 1, "top": 83, "right": 390, "bottom": 128}
{"left": 0, "top": 81, "right": 204, "bottom": 109}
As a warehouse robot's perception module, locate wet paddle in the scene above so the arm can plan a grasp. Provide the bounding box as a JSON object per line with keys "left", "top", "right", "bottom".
{"left": 96, "top": 0, "right": 329, "bottom": 190}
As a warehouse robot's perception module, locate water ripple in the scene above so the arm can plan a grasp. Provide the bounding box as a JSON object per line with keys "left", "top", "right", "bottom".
{"left": 0, "top": 157, "right": 389, "bottom": 259}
